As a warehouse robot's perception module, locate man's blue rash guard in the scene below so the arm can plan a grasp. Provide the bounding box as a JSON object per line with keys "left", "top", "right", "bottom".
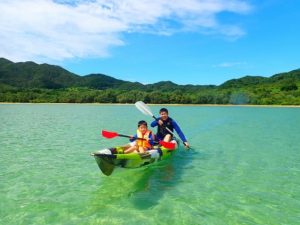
{"left": 151, "top": 117, "right": 187, "bottom": 142}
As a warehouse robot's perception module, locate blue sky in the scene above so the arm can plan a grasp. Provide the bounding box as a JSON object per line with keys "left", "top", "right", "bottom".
{"left": 0, "top": 0, "right": 299, "bottom": 85}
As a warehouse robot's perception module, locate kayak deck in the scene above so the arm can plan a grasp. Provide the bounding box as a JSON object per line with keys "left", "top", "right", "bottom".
{"left": 91, "top": 140, "right": 178, "bottom": 176}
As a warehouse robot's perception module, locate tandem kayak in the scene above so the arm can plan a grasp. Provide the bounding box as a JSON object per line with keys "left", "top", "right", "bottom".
{"left": 91, "top": 140, "right": 179, "bottom": 176}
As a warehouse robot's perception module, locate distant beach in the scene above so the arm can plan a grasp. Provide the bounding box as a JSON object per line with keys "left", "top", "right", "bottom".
{"left": 1, "top": 102, "right": 300, "bottom": 107}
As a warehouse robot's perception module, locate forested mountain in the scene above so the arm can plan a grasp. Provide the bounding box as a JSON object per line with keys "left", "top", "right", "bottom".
{"left": 0, "top": 58, "right": 80, "bottom": 89}
{"left": 219, "top": 76, "right": 267, "bottom": 88}
{"left": 0, "top": 58, "right": 299, "bottom": 105}
{"left": 0, "top": 58, "right": 211, "bottom": 91}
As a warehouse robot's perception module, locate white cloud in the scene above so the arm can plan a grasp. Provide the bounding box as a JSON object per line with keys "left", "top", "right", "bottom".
{"left": 215, "top": 62, "right": 246, "bottom": 68}
{"left": 0, "top": 0, "right": 252, "bottom": 62}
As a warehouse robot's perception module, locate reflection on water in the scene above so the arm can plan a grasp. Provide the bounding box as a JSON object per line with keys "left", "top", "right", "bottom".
{"left": 128, "top": 162, "right": 177, "bottom": 209}
{"left": 89, "top": 147, "right": 199, "bottom": 212}
{"left": 129, "top": 149, "right": 196, "bottom": 210}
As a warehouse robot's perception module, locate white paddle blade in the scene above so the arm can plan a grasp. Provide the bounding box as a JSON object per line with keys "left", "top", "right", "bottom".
{"left": 135, "top": 101, "right": 154, "bottom": 117}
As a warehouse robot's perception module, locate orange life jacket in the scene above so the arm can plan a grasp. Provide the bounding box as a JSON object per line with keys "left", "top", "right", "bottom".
{"left": 136, "top": 129, "right": 152, "bottom": 148}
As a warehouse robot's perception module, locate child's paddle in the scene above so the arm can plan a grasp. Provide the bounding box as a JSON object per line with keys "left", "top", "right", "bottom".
{"left": 101, "top": 130, "right": 176, "bottom": 149}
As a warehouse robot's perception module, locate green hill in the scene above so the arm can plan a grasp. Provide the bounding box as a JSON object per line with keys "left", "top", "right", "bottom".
{"left": 0, "top": 58, "right": 212, "bottom": 91}
{"left": 219, "top": 76, "right": 267, "bottom": 89}
{"left": 0, "top": 58, "right": 80, "bottom": 88}
{"left": 0, "top": 58, "right": 299, "bottom": 105}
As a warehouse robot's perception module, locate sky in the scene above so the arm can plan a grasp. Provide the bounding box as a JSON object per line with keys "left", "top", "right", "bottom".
{"left": 0, "top": 0, "right": 299, "bottom": 85}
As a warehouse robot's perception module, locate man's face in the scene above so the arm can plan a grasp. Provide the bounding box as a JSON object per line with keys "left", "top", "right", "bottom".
{"left": 160, "top": 111, "right": 168, "bottom": 121}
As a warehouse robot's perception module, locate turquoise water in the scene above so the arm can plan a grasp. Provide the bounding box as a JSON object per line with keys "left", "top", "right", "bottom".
{"left": 1, "top": 104, "right": 300, "bottom": 225}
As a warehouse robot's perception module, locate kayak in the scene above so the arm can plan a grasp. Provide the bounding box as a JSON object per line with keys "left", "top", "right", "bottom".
{"left": 91, "top": 140, "right": 179, "bottom": 176}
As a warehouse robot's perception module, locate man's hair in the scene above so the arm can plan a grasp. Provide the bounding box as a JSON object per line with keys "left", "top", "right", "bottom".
{"left": 159, "top": 108, "right": 168, "bottom": 114}
{"left": 138, "top": 120, "right": 147, "bottom": 127}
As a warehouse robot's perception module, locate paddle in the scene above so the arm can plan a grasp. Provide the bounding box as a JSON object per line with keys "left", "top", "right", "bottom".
{"left": 135, "top": 101, "right": 189, "bottom": 148}
{"left": 101, "top": 130, "right": 176, "bottom": 149}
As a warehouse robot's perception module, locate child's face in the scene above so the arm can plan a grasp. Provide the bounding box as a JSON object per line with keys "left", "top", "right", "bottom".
{"left": 138, "top": 124, "right": 148, "bottom": 133}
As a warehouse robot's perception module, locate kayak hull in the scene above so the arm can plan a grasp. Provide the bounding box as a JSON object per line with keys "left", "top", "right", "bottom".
{"left": 91, "top": 140, "right": 178, "bottom": 176}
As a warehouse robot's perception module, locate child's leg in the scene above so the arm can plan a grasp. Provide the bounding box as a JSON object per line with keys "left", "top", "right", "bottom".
{"left": 124, "top": 145, "right": 137, "bottom": 154}
{"left": 163, "top": 134, "right": 172, "bottom": 142}
{"left": 138, "top": 146, "right": 146, "bottom": 153}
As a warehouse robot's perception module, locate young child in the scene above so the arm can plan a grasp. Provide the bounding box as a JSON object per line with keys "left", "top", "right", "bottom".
{"left": 124, "top": 120, "right": 154, "bottom": 154}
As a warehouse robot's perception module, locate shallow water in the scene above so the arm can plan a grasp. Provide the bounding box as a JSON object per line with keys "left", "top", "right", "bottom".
{"left": 1, "top": 104, "right": 299, "bottom": 224}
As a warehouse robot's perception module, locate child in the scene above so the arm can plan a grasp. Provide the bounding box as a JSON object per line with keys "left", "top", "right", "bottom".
{"left": 124, "top": 120, "right": 154, "bottom": 154}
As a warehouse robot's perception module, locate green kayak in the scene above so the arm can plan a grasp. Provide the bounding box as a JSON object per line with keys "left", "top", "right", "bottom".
{"left": 91, "top": 140, "right": 179, "bottom": 176}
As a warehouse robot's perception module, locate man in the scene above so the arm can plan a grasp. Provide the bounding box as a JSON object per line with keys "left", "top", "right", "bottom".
{"left": 151, "top": 108, "right": 190, "bottom": 148}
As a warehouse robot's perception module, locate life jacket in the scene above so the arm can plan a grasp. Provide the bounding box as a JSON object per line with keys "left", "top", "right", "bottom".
{"left": 136, "top": 129, "right": 152, "bottom": 148}
{"left": 157, "top": 117, "right": 174, "bottom": 138}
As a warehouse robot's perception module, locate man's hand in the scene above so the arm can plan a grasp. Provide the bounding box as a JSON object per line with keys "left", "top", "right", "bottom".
{"left": 184, "top": 142, "right": 190, "bottom": 149}
{"left": 158, "top": 119, "right": 163, "bottom": 126}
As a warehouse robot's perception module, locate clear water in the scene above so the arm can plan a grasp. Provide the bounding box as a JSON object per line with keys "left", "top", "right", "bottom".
{"left": 1, "top": 104, "right": 299, "bottom": 225}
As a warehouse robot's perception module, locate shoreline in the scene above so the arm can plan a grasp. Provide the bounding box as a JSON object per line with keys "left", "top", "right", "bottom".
{"left": 0, "top": 102, "right": 300, "bottom": 107}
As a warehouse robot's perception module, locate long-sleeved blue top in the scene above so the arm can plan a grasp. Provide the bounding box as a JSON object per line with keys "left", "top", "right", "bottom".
{"left": 151, "top": 117, "right": 187, "bottom": 142}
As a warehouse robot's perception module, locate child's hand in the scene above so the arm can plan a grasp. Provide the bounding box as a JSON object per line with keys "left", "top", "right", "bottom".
{"left": 148, "top": 139, "right": 154, "bottom": 145}
{"left": 129, "top": 135, "right": 135, "bottom": 142}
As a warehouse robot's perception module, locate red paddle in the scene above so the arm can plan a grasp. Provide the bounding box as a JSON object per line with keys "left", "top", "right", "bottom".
{"left": 101, "top": 130, "right": 176, "bottom": 149}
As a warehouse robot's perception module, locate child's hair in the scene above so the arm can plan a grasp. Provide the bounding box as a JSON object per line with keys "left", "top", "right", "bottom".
{"left": 138, "top": 120, "right": 147, "bottom": 127}
{"left": 159, "top": 108, "right": 168, "bottom": 114}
